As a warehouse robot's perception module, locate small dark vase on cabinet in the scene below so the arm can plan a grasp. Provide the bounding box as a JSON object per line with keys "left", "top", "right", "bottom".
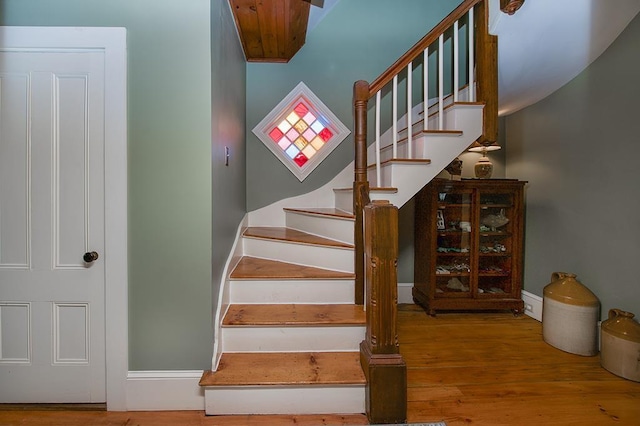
{"left": 413, "top": 178, "right": 526, "bottom": 315}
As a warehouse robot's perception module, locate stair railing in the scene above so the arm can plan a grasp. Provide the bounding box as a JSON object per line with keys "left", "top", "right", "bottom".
{"left": 353, "top": 0, "right": 496, "bottom": 304}
{"left": 353, "top": 0, "right": 497, "bottom": 422}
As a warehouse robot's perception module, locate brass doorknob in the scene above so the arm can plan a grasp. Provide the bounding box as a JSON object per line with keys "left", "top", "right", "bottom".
{"left": 83, "top": 251, "right": 99, "bottom": 263}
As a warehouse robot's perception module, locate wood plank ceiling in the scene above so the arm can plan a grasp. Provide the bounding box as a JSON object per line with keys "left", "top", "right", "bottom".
{"left": 229, "top": 0, "right": 311, "bottom": 63}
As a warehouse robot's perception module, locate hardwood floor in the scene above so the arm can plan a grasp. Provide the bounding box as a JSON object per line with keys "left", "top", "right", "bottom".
{"left": 398, "top": 304, "right": 639, "bottom": 425}
{"left": 2, "top": 304, "right": 639, "bottom": 425}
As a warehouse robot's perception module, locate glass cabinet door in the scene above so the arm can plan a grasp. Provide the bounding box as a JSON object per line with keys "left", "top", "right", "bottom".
{"left": 477, "top": 190, "right": 515, "bottom": 297}
{"left": 433, "top": 189, "right": 473, "bottom": 297}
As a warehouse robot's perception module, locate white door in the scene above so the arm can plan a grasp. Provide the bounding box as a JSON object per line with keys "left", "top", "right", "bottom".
{"left": 0, "top": 49, "right": 106, "bottom": 402}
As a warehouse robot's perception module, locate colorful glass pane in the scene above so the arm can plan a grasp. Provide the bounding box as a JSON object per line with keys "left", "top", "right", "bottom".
{"left": 294, "top": 152, "right": 308, "bottom": 167}
{"left": 303, "top": 128, "right": 316, "bottom": 141}
{"left": 269, "top": 127, "right": 284, "bottom": 142}
{"left": 293, "top": 120, "right": 308, "bottom": 133}
{"left": 319, "top": 127, "right": 333, "bottom": 142}
{"left": 286, "top": 111, "right": 299, "bottom": 125}
{"left": 302, "top": 112, "right": 316, "bottom": 125}
{"left": 278, "top": 139, "right": 291, "bottom": 150}
{"left": 278, "top": 120, "right": 292, "bottom": 134}
{"left": 253, "top": 83, "right": 349, "bottom": 180}
{"left": 294, "top": 102, "right": 308, "bottom": 117}
{"left": 310, "top": 120, "right": 324, "bottom": 134}
{"left": 286, "top": 128, "right": 299, "bottom": 141}
{"left": 302, "top": 145, "right": 316, "bottom": 159}
{"left": 293, "top": 137, "right": 307, "bottom": 150}
{"left": 310, "top": 136, "right": 325, "bottom": 150}
{"left": 285, "top": 144, "right": 300, "bottom": 159}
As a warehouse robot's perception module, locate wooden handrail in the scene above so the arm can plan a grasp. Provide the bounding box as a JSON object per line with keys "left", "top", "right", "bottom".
{"left": 369, "top": 0, "right": 483, "bottom": 96}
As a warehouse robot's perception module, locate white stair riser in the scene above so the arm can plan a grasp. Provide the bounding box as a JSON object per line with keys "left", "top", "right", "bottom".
{"left": 371, "top": 102, "right": 467, "bottom": 160}
{"left": 334, "top": 190, "right": 398, "bottom": 214}
{"left": 229, "top": 279, "right": 355, "bottom": 304}
{"left": 285, "top": 211, "right": 354, "bottom": 245}
{"left": 368, "top": 161, "right": 433, "bottom": 188}
{"left": 242, "top": 237, "right": 354, "bottom": 273}
{"left": 222, "top": 326, "right": 365, "bottom": 352}
{"left": 333, "top": 190, "right": 352, "bottom": 213}
{"left": 204, "top": 385, "right": 365, "bottom": 415}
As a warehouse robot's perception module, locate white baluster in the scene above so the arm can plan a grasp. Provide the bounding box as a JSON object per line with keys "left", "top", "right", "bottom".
{"left": 438, "top": 34, "right": 444, "bottom": 130}
{"left": 454, "top": 20, "right": 459, "bottom": 102}
{"left": 468, "top": 7, "right": 475, "bottom": 102}
{"left": 393, "top": 75, "right": 398, "bottom": 159}
{"left": 423, "top": 47, "right": 429, "bottom": 132}
{"left": 375, "top": 90, "right": 381, "bottom": 186}
{"left": 407, "top": 61, "right": 413, "bottom": 159}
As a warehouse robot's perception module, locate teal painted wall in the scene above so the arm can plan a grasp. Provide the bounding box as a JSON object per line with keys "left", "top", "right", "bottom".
{"left": 210, "top": 2, "right": 247, "bottom": 319}
{"left": 0, "top": 0, "right": 226, "bottom": 369}
{"left": 246, "top": 0, "right": 462, "bottom": 211}
{"left": 506, "top": 13, "right": 640, "bottom": 316}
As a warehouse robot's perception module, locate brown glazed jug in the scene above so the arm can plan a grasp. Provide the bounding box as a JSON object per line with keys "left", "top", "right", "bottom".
{"left": 542, "top": 272, "right": 600, "bottom": 356}
{"left": 600, "top": 309, "right": 640, "bottom": 382}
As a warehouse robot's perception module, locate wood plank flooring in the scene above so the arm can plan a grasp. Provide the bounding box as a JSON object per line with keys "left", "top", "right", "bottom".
{"left": 398, "top": 304, "right": 640, "bottom": 425}
{"left": 2, "top": 305, "right": 639, "bottom": 425}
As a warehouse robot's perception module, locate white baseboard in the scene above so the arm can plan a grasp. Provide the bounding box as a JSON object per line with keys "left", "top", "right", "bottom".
{"left": 398, "top": 283, "right": 543, "bottom": 322}
{"left": 398, "top": 282, "right": 414, "bottom": 304}
{"left": 521, "top": 290, "right": 543, "bottom": 322}
{"left": 126, "top": 371, "right": 204, "bottom": 411}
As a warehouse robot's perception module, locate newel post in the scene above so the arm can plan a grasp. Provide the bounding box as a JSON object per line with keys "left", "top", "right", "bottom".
{"left": 360, "top": 200, "right": 407, "bottom": 424}
{"left": 475, "top": 0, "right": 499, "bottom": 145}
{"left": 353, "top": 80, "right": 370, "bottom": 305}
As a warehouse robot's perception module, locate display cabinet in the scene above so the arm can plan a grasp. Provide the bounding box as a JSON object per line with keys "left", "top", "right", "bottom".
{"left": 413, "top": 178, "right": 526, "bottom": 315}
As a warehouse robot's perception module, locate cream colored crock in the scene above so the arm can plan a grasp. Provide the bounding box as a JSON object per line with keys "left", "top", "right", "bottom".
{"left": 600, "top": 309, "right": 640, "bottom": 382}
{"left": 542, "top": 272, "right": 600, "bottom": 356}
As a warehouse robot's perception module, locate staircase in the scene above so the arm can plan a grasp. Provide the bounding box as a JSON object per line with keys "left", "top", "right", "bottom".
{"left": 200, "top": 0, "right": 494, "bottom": 419}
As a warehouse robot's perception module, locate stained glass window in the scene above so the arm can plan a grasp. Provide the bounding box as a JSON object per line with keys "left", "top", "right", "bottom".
{"left": 252, "top": 82, "right": 350, "bottom": 181}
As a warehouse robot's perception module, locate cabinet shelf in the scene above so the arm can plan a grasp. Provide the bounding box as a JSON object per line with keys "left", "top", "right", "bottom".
{"left": 438, "top": 204, "right": 471, "bottom": 208}
{"left": 413, "top": 178, "right": 526, "bottom": 316}
{"left": 478, "top": 272, "right": 510, "bottom": 277}
{"left": 480, "top": 204, "right": 511, "bottom": 209}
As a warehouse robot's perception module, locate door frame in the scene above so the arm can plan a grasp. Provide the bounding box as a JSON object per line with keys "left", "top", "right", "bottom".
{"left": 0, "top": 26, "right": 128, "bottom": 410}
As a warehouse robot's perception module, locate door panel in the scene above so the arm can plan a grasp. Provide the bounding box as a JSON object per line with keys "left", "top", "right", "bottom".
{"left": 0, "top": 50, "right": 106, "bottom": 402}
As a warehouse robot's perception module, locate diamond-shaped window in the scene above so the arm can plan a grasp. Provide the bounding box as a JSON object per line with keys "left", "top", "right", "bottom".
{"left": 252, "top": 82, "right": 350, "bottom": 181}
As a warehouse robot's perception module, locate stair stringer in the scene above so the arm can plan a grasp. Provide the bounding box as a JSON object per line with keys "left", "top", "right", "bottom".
{"left": 368, "top": 103, "right": 484, "bottom": 208}
{"left": 211, "top": 215, "right": 248, "bottom": 371}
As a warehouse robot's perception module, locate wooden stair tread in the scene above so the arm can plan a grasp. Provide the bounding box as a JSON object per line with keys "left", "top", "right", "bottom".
{"left": 199, "top": 352, "right": 366, "bottom": 386}
{"left": 333, "top": 186, "right": 398, "bottom": 193}
{"left": 283, "top": 207, "right": 354, "bottom": 220}
{"left": 222, "top": 303, "right": 365, "bottom": 326}
{"left": 230, "top": 256, "right": 354, "bottom": 280}
{"left": 367, "top": 158, "right": 432, "bottom": 169}
{"left": 243, "top": 226, "right": 353, "bottom": 249}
